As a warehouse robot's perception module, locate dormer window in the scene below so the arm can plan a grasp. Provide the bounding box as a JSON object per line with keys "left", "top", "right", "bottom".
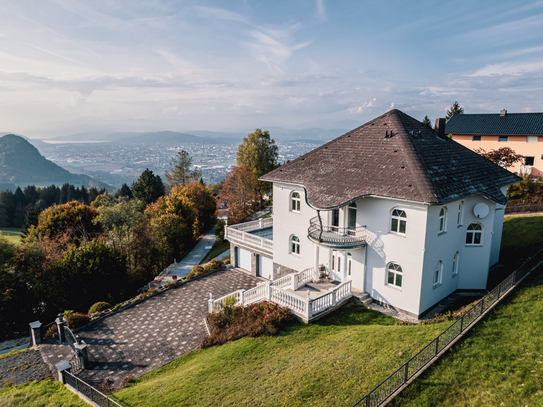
{"left": 391, "top": 209, "right": 407, "bottom": 234}
{"left": 290, "top": 192, "right": 301, "bottom": 212}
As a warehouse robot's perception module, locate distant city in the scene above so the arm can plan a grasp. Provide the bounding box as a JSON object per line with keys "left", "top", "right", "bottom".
{"left": 36, "top": 139, "right": 325, "bottom": 189}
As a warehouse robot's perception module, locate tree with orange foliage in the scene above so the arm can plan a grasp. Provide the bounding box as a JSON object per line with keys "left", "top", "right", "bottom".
{"left": 219, "top": 165, "right": 260, "bottom": 225}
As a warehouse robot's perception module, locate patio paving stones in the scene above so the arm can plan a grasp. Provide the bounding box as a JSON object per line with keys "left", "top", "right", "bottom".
{"left": 39, "top": 268, "right": 260, "bottom": 387}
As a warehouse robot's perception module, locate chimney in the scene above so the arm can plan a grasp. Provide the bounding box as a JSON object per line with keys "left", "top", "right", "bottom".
{"left": 500, "top": 109, "right": 507, "bottom": 117}
{"left": 435, "top": 118, "right": 446, "bottom": 138}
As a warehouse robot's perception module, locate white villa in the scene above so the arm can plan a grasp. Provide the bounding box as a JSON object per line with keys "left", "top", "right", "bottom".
{"left": 218, "top": 110, "right": 521, "bottom": 321}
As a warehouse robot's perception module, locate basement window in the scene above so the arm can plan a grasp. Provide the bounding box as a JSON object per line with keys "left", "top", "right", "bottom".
{"left": 472, "top": 135, "right": 481, "bottom": 141}
{"left": 498, "top": 136, "right": 508, "bottom": 142}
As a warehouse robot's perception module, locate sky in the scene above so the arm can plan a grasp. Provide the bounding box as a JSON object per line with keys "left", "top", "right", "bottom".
{"left": 1, "top": 0, "right": 543, "bottom": 138}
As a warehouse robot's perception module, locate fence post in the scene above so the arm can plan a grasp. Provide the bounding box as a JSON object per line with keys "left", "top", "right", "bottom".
{"left": 480, "top": 297, "right": 485, "bottom": 314}
{"left": 366, "top": 394, "right": 371, "bottom": 407}
{"left": 435, "top": 337, "right": 439, "bottom": 356}
{"left": 497, "top": 284, "right": 501, "bottom": 298}
{"left": 29, "top": 321, "right": 42, "bottom": 347}
{"left": 55, "top": 360, "right": 71, "bottom": 383}
{"left": 307, "top": 290, "right": 312, "bottom": 320}
{"left": 208, "top": 293, "right": 214, "bottom": 313}
{"left": 404, "top": 361, "right": 409, "bottom": 382}
{"left": 56, "top": 314, "right": 66, "bottom": 344}
{"left": 460, "top": 315, "right": 464, "bottom": 332}
{"left": 267, "top": 280, "right": 273, "bottom": 300}
{"left": 240, "top": 289, "right": 245, "bottom": 306}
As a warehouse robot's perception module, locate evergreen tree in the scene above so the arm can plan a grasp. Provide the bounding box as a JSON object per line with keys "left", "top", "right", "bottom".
{"left": 422, "top": 116, "right": 432, "bottom": 128}
{"left": 22, "top": 204, "right": 41, "bottom": 237}
{"left": 132, "top": 169, "right": 165, "bottom": 206}
{"left": 115, "top": 183, "right": 133, "bottom": 199}
{"left": 446, "top": 101, "right": 464, "bottom": 120}
{"left": 164, "top": 150, "right": 202, "bottom": 187}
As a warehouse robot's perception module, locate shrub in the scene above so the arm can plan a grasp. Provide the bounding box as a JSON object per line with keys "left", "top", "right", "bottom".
{"left": 186, "top": 265, "right": 205, "bottom": 279}
{"left": 95, "top": 378, "right": 115, "bottom": 394}
{"left": 43, "top": 324, "right": 57, "bottom": 340}
{"left": 66, "top": 313, "right": 91, "bottom": 329}
{"left": 120, "top": 375, "right": 135, "bottom": 389}
{"left": 88, "top": 302, "right": 112, "bottom": 315}
{"left": 200, "top": 301, "right": 293, "bottom": 348}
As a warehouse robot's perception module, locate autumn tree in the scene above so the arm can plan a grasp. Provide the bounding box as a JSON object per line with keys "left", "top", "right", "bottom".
{"left": 446, "top": 101, "right": 464, "bottom": 120}
{"left": 164, "top": 150, "right": 202, "bottom": 187}
{"left": 94, "top": 196, "right": 145, "bottom": 258}
{"left": 237, "top": 129, "right": 279, "bottom": 195}
{"left": 474, "top": 147, "right": 524, "bottom": 169}
{"left": 132, "top": 169, "right": 165, "bottom": 206}
{"left": 26, "top": 201, "right": 103, "bottom": 244}
{"left": 219, "top": 165, "right": 260, "bottom": 224}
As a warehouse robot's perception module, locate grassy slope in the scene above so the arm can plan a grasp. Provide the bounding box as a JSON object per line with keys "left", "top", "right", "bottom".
{"left": 199, "top": 239, "right": 230, "bottom": 264}
{"left": 390, "top": 266, "right": 543, "bottom": 407}
{"left": 0, "top": 228, "right": 23, "bottom": 246}
{"left": 0, "top": 381, "right": 87, "bottom": 407}
{"left": 115, "top": 308, "right": 450, "bottom": 407}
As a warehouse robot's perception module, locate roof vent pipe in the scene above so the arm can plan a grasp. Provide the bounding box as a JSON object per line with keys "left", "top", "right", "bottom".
{"left": 500, "top": 109, "right": 507, "bottom": 117}
{"left": 435, "top": 118, "right": 446, "bottom": 138}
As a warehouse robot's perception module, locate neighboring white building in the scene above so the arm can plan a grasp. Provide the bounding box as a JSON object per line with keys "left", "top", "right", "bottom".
{"left": 224, "top": 110, "right": 521, "bottom": 319}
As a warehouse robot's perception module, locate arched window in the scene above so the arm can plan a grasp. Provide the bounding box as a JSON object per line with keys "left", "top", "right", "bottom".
{"left": 290, "top": 235, "right": 300, "bottom": 255}
{"left": 466, "top": 223, "right": 483, "bottom": 245}
{"left": 291, "top": 192, "right": 301, "bottom": 212}
{"left": 391, "top": 209, "right": 407, "bottom": 234}
{"left": 439, "top": 207, "right": 447, "bottom": 233}
{"left": 452, "top": 252, "right": 459, "bottom": 276}
{"left": 348, "top": 202, "right": 357, "bottom": 235}
{"left": 457, "top": 202, "right": 464, "bottom": 226}
{"left": 387, "top": 263, "right": 403, "bottom": 288}
{"left": 433, "top": 261, "right": 443, "bottom": 287}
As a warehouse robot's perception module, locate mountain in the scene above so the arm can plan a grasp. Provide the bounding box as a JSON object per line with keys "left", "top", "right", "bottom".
{"left": 0, "top": 134, "right": 111, "bottom": 191}
{"left": 111, "top": 131, "right": 241, "bottom": 145}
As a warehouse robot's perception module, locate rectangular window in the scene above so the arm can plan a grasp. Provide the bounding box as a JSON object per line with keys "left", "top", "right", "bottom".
{"left": 527, "top": 136, "right": 538, "bottom": 143}
{"left": 525, "top": 156, "right": 535, "bottom": 166}
{"left": 472, "top": 135, "right": 481, "bottom": 141}
{"left": 498, "top": 136, "right": 508, "bottom": 142}
{"left": 332, "top": 209, "right": 339, "bottom": 231}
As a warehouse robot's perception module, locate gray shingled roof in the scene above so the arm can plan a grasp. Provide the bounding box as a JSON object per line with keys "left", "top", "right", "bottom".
{"left": 261, "top": 109, "right": 521, "bottom": 210}
{"left": 446, "top": 112, "right": 543, "bottom": 135}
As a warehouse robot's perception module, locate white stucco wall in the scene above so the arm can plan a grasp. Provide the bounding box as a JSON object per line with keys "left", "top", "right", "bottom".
{"left": 271, "top": 182, "right": 507, "bottom": 317}
{"left": 419, "top": 195, "right": 497, "bottom": 314}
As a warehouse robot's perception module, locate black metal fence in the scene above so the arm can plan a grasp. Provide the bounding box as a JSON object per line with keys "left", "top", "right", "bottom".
{"left": 352, "top": 250, "right": 543, "bottom": 407}
{"left": 63, "top": 370, "right": 123, "bottom": 407}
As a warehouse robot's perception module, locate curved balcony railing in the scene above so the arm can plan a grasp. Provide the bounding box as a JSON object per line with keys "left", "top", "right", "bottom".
{"left": 307, "top": 216, "right": 367, "bottom": 248}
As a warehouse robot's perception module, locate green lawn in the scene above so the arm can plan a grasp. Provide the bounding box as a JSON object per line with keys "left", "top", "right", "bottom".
{"left": 0, "top": 228, "right": 23, "bottom": 246}
{"left": 200, "top": 239, "right": 230, "bottom": 264}
{"left": 390, "top": 264, "right": 543, "bottom": 407}
{"left": 0, "top": 380, "right": 87, "bottom": 407}
{"left": 115, "top": 308, "right": 450, "bottom": 406}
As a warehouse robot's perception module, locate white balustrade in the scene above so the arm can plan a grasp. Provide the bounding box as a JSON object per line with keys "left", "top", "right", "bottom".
{"left": 224, "top": 218, "right": 273, "bottom": 254}
{"left": 210, "top": 269, "right": 352, "bottom": 321}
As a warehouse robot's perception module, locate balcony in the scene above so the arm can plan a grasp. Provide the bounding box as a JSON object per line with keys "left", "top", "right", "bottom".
{"left": 307, "top": 216, "right": 367, "bottom": 249}
{"left": 224, "top": 218, "right": 273, "bottom": 255}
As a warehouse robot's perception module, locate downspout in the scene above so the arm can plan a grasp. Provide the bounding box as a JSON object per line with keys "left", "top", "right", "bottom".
{"left": 363, "top": 243, "right": 368, "bottom": 293}
{"left": 317, "top": 210, "right": 323, "bottom": 241}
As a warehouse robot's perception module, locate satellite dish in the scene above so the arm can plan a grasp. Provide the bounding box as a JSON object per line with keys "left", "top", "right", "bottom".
{"left": 473, "top": 203, "right": 489, "bottom": 219}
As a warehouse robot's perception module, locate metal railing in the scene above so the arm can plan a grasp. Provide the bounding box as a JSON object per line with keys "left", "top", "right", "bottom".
{"left": 63, "top": 370, "right": 123, "bottom": 407}
{"left": 64, "top": 325, "right": 77, "bottom": 352}
{"left": 308, "top": 216, "right": 367, "bottom": 248}
{"left": 351, "top": 250, "right": 543, "bottom": 407}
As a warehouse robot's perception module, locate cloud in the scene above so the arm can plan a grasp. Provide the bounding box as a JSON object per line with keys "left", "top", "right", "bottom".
{"left": 347, "top": 98, "right": 377, "bottom": 114}
{"left": 469, "top": 61, "right": 543, "bottom": 77}
{"left": 315, "top": 0, "right": 327, "bottom": 21}
{"left": 245, "top": 28, "right": 311, "bottom": 72}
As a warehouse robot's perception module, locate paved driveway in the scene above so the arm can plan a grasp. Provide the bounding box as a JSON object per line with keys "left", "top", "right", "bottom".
{"left": 40, "top": 268, "right": 260, "bottom": 387}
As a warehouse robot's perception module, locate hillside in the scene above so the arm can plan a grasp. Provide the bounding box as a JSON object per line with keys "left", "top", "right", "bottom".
{"left": 0, "top": 134, "right": 111, "bottom": 190}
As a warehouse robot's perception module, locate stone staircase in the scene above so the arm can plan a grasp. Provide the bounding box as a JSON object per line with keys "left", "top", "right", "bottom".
{"left": 352, "top": 291, "right": 373, "bottom": 307}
